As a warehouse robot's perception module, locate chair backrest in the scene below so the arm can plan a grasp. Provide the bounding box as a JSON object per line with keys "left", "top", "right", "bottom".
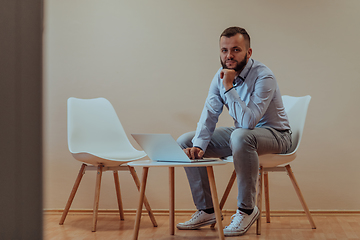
{"left": 282, "top": 95, "right": 311, "bottom": 154}
{"left": 67, "top": 97, "right": 140, "bottom": 160}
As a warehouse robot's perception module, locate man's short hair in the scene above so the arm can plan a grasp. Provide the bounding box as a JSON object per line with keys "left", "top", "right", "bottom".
{"left": 220, "top": 26, "right": 251, "bottom": 49}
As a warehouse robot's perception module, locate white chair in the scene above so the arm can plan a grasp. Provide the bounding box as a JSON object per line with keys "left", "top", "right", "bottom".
{"left": 214, "top": 95, "right": 316, "bottom": 234}
{"left": 59, "top": 97, "right": 157, "bottom": 232}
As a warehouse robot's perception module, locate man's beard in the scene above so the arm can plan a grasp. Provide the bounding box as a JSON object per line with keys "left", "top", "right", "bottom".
{"left": 221, "top": 53, "right": 248, "bottom": 73}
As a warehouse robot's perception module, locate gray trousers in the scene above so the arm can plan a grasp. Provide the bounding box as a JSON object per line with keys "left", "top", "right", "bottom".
{"left": 177, "top": 127, "right": 292, "bottom": 210}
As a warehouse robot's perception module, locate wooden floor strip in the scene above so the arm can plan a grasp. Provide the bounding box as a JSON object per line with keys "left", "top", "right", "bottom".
{"left": 44, "top": 212, "right": 360, "bottom": 240}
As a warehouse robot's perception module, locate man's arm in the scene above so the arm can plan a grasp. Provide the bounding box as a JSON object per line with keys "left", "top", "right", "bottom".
{"left": 225, "top": 74, "right": 277, "bottom": 129}
{"left": 190, "top": 69, "right": 224, "bottom": 156}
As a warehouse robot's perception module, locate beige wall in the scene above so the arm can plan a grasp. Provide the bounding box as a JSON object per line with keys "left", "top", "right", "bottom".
{"left": 43, "top": 0, "right": 360, "bottom": 212}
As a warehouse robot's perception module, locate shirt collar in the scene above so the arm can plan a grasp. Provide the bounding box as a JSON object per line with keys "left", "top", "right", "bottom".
{"left": 240, "top": 58, "right": 253, "bottom": 79}
{"left": 234, "top": 58, "right": 253, "bottom": 85}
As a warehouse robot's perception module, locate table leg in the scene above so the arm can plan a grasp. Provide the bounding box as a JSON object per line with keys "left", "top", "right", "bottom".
{"left": 169, "top": 167, "right": 175, "bottom": 235}
{"left": 128, "top": 166, "right": 158, "bottom": 227}
{"left": 132, "top": 167, "right": 149, "bottom": 240}
{"left": 206, "top": 166, "right": 225, "bottom": 240}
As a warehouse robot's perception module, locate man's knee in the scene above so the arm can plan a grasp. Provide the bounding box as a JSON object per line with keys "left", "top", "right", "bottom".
{"left": 230, "top": 128, "right": 257, "bottom": 152}
{"left": 177, "top": 131, "right": 195, "bottom": 149}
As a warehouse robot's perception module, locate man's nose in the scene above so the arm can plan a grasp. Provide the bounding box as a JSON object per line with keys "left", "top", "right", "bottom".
{"left": 226, "top": 52, "right": 234, "bottom": 60}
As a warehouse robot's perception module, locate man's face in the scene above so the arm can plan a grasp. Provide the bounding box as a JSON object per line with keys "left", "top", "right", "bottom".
{"left": 220, "top": 33, "right": 252, "bottom": 73}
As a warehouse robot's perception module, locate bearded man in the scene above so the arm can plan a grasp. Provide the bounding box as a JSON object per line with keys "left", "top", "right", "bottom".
{"left": 176, "top": 26, "right": 292, "bottom": 237}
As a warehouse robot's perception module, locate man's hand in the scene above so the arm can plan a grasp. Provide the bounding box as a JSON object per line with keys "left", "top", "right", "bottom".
{"left": 220, "top": 69, "right": 236, "bottom": 91}
{"left": 183, "top": 147, "right": 204, "bottom": 160}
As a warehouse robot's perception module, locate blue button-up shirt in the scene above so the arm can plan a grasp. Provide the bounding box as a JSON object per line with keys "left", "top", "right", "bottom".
{"left": 192, "top": 58, "right": 290, "bottom": 151}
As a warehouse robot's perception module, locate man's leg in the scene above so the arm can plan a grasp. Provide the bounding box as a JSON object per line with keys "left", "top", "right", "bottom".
{"left": 177, "top": 127, "right": 234, "bottom": 210}
{"left": 176, "top": 127, "right": 233, "bottom": 230}
{"left": 223, "top": 127, "right": 291, "bottom": 236}
{"left": 230, "top": 127, "right": 291, "bottom": 210}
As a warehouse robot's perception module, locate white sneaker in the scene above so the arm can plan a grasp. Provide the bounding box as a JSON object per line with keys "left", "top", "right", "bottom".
{"left": 176, "top": 210, "right": 217, "bottom": 230}
{"left": 223, "top": 206, "right": 260, "bottom": 236}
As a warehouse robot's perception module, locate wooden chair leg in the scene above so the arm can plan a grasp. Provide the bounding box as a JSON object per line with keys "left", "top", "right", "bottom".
{"left": 219, "top": 170, "right": 237, "bottom": 210}
{"left": 256, "top": 166, "right": 263, "bottom": 235}
{"left": 128, "top": 166, "right": 158, "bottom": 227}
{"left": 285, "top": 165, "right": 316, "bottom": 229}
{"left": 92, "top": 165, "right": 103, "bottom": 232}
{"left": 210, "top": 169, "right": 236, "bottom": 229}
{"left": 264, "top": 171, "right": 270, "bottom": 223}
{"left": 59, "top": 163, "right": 87, "bottom": 225}
{"left": 113, "top": 171, "right": 125, "bottom": 220}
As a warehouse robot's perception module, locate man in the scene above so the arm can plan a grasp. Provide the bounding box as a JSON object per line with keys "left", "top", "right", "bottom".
{"left": 176, "top": 27, "right": 292, "bottom": 237}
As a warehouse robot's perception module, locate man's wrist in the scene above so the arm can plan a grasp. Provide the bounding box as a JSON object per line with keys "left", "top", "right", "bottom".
{"left": 224, "top": 81, "right": 233, "bottom": 90}
{"left": 224, "top": 86, "right": 235, "bottom": 94}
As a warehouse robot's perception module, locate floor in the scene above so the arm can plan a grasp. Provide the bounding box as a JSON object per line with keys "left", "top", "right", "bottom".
{"left": 44, "top": 212, "right": 360, "bottom": 240}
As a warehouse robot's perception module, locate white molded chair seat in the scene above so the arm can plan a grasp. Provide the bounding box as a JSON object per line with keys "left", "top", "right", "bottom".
{"left": 68, "top": 97, "right": 147, "bottom": 166}
{"left": 223, "top": 153, "right": 296, "bottom": 169}
{"left": 223, "top": 95, "right": 308, "bottom": 167}
{"left": 59, "top": 97, "right": 157, "bottom": 232}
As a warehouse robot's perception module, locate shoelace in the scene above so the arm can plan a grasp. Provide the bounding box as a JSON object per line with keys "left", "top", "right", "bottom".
{"left": 185, "top": 210, "right": 202, "bottom": 224}
{"left": 225, "top": 211, "right": 244, "bottom": 229}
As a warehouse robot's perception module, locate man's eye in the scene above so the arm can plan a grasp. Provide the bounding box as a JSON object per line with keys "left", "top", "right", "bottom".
{"left": 222, "top": 49, "right": 227, "bottom": 53}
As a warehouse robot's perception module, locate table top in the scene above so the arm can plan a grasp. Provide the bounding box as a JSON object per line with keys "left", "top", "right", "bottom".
{"left": 128, "top": 159, "right": 228, "bottom": 167}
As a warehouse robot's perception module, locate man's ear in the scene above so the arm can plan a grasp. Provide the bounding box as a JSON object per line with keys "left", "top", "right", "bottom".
{"left": 247, "top": 48, "right": 253, "bottom": 60}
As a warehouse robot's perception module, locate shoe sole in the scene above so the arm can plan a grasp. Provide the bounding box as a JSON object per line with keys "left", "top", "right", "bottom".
{"left": 223, "top": 210, "right": 260, "bottom": 236}
{"left": 177, "top": 218, "right": 217, "bottom": 230}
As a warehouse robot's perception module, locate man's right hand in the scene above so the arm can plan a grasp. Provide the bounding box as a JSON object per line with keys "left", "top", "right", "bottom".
{"left": 183, "top": 147, "right": 204, "bottom": 159}
{"left": 220, "top": 69, "right": 236, "bottom": 91}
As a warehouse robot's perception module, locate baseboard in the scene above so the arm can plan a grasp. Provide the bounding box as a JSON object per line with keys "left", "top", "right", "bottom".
{"left": 44, "top": 209, "right": 360, "bottom": 216}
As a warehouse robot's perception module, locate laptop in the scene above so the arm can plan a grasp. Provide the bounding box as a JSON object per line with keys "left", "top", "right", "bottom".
{"left": 131, "top": 133, "right": 219, "bottom": 163}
